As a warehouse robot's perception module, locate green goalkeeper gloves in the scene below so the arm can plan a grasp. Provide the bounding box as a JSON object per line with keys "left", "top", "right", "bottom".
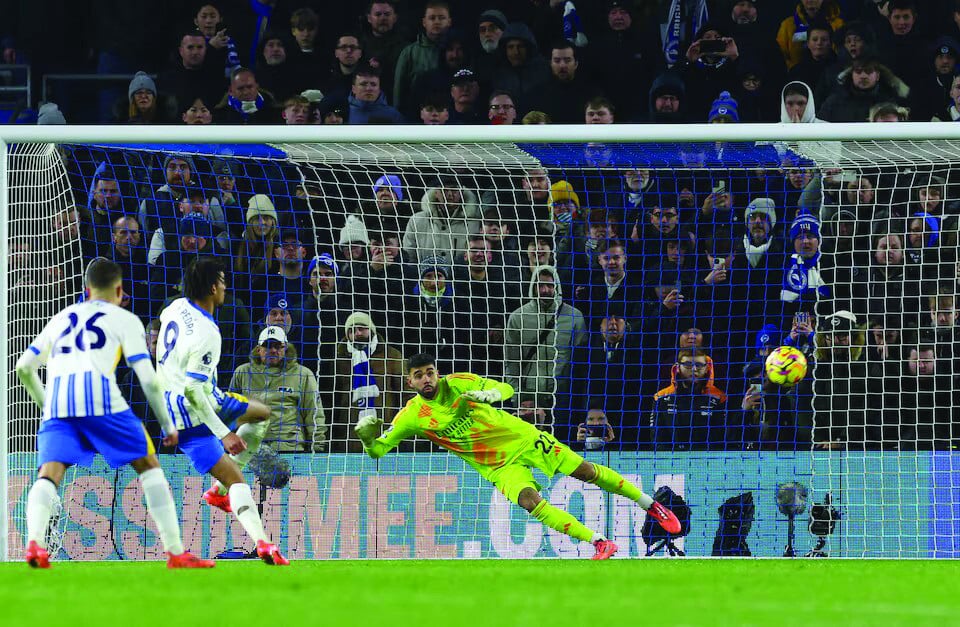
{"left": 461, "top": 389, "right": 502, "bottom": 404}
{"left": 354, "top": 414, "right": 383, "bottom": 447}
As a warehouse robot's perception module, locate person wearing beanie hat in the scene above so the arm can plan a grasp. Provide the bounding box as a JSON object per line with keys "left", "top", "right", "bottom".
{"left": 708, "top": 91, "right": 739, "bottom": 123}
{"left": 648, "top": 72, "right": 686, "bottom": 123}
{"left": 739, "top": 197, "right": 783, "bottom": 270}
{"left": 755, "top": 324, "right": 782, "bottom": 356}
{"left": 550, "top": 180, "right": 581, "bottom": 224}
{"left": 781, "top": 212, "right": 829, "bottom": 304}
{"left": 373, "top": 174, "right": 404, "bottom": 203}
{"left": 333, "top": 308, "right": 404, "bottom": 451}
{"left": 126, "top": 71, "right": 160, "bottom": 123}
{"left": 908, "top": 211, "right": 940, "bottom": 254}
{"left": 37, "top": 102, "right": 66, "bottom": 125}
{"left": 337, "top": 215, "right": 371, "bottom": 277}
{"left": 246, "top": 194, "right": 279, "bottom": 224}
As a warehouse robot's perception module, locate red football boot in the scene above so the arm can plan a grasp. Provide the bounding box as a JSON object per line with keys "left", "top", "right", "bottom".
{"left": 256, "top": 539, "right": 290, "bottom": 566}
{"left": 591, "top": 539, "right": 619, "bottom": 560}
{"left": 647, "top": 501, "right": 682, "bottom": 535}
{"left": 25, "top": 540, "right": 50, "bottom": 569}
{"left": 202, "top": 484, "right": 231, "bottom": 513}
{"left": 166, "top": 551, "right": 216, "bottom": 569}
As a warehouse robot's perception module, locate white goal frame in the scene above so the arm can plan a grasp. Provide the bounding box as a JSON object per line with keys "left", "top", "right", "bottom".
{"left": 4, "top": 121, "right": 960, "bottom": 561}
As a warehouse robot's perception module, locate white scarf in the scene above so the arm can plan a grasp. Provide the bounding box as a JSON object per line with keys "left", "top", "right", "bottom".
{"left": 348, "top": 334, "right": 381, "bottom": 420}
{"left": 743, "top": 234, "right": 773, "bottom": 268}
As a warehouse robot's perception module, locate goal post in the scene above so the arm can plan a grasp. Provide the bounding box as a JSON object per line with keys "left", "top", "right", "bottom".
{"left": 4, "top": 123, "right": 960, "bottom": 561}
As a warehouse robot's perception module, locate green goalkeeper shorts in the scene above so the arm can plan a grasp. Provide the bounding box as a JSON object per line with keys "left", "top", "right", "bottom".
{"left": 488, "top": 431, "right": 584, "bottom": 505}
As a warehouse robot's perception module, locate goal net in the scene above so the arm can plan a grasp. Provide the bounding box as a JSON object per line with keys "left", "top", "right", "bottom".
{"left": 3, "top": 130, "right": 958, "bottom": 560}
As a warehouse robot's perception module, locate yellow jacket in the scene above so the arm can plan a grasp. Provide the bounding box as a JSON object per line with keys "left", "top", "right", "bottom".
{"left": 777, "top": 2, "right": 844, "bottom": 69}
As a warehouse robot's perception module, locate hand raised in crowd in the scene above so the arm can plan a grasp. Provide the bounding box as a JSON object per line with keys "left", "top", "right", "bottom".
{"left": 741, "top": 390, "right": 762, "bottom": 411}
{"left": 700, "top": 191, "right": 731, "bottom": 216}
{"left": 703, "top": 265, "right": 728, "bottom": 285}
{"left": 208, "top": 29, "right": 229, "bottom": 49}
{"left": 789, "top": 315, "right": 814, "bottom": 341}
{"left": 662, "top": 289, "right": 684, "bottom": 311}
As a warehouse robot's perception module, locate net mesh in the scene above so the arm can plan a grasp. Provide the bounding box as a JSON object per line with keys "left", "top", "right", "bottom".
{"left": 4, "top": 138, "right": 959, "bottom": 559}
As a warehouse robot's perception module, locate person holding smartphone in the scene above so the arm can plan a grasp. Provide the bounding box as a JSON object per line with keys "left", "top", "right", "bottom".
{"left": 576, "top": 408, "right": 617, "bottom": 451}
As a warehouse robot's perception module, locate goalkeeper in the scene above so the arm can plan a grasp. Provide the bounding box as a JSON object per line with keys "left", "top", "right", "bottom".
{"left": 356, "top": 353, "right": 680, "bottom": 559}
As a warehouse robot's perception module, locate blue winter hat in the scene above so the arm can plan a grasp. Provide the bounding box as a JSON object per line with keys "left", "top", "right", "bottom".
{"left": 179, "top": 213, "right": 212, "bottom": 239}
{"left": 373, "top": 174, "right": 403, "bottom": 201}
{"left": 264, "top": 293, "right": 290, "bottom": 315}
{"left": 912, "top": 211, "right": 940, "bottom": 247}
{"left": 308, "top": 253, "right": 339, "bottom": 276}
{"left": 789, "top": 212, "right": 820, "bottom": 240}
{"left": 708, "top": 91, "right": 739, "bottom": 122}
{"left": 756, "top": 324, "right": 780, "bottom": 352}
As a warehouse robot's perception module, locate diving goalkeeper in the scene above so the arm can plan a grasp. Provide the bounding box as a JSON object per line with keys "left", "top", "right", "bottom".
{"left": 355, "top": 353, "right": 680, "bottom": 559}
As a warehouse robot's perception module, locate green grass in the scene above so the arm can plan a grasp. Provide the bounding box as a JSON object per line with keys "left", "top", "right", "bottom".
{"left": 0, "top": 560, "right": 957, "bottom": 627}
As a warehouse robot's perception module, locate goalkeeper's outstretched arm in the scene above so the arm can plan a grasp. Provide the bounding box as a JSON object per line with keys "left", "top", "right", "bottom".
{"left": 356, "top": 413, "right": 416, "bottom": 459}
{"left": 451, "top": 373, "right": 514, "bottom": 404}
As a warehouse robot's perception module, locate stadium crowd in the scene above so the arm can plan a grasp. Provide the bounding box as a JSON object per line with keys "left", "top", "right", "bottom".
{"left": 5, "top": 0, "right": 960, "bottom": 455}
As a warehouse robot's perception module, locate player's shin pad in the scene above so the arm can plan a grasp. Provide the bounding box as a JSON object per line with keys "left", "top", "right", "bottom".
{"left": 589, "top": 463, "right": 654, "bottom": 509}
{"left": 531, "top": 499, "right": 595, "bottom": 543}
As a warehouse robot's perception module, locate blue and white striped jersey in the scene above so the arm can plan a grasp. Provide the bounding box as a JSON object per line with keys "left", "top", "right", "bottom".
{"left": 29, "top": 300, "right": 151, "bottom": 420}
{"left": 156, "top": 298, "right": 222, "bottom": 430}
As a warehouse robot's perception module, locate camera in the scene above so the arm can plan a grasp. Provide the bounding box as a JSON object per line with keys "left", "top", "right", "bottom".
{"left": 699, "top": 39, "right": 727, "bottom": 55}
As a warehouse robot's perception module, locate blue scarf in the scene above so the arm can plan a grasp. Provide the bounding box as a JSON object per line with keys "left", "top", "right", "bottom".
{"left": 349, "top": 335, "right": 380, "bottom": 420}
{"left": 226, "top": 93, "right": 266, "bottom": 120}
{"left": 781, "top": 251, "right": 829, "bottom": 302}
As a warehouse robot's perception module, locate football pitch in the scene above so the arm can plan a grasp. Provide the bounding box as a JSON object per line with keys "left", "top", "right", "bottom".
{"left": 0, "top": 559, "right": 956, "bottom": 627}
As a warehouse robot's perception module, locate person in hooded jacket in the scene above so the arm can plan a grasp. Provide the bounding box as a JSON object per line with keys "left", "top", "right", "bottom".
{"left": 781, "top": 80, "right": 826, "bottom": 122}
{"left": 650, "top": 347, "right": 728, "bottom": 451}
{"left": 491, "top": 22, "right": 551, "bottom": 114}
{"left": 819, "top": 56, "right": 910, "bottom": 122}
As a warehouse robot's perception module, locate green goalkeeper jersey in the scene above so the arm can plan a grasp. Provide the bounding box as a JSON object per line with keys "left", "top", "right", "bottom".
{"left": 363, "top": 373, "right": 541, "bottom": 478}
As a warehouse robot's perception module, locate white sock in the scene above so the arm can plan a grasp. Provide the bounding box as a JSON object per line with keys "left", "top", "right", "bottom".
{"left": 216, "top": 422, "right": 267, "bottom": 496}
{"left": 590, "top": 532, "right": 607, "bottom": 544}
{"left": 26, "top": 478, "right": 59, "bottom": 549}
{"left": 139, "top": 467, "right": 185, "bottom": 555}
{"left": 637, "top": 493, "right": 654, "bottom": 509}
{"left": 229, "top": 482, "right": 267, "bottom": 543}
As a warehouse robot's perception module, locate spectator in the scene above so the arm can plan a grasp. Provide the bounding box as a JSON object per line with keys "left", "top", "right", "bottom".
{"left": 394, "top": 1, "right": 452, "bottom": 117}
{"left": 575, "top": 406, "right": 617, "bottom": 451}
{"left": 819, "top": 57, "right": 910, "bottom": 122}
{"left": 119, "top": 72, "right": 174, "bottom": 124}
{"left": 333, "top": 311, "right": 405, "bottom": 453}
{"left": 884, "top": 344, "right": 959, "bottom": 449}
{"left": 287, "top": 8, "right": 326, "bottom": 93}
{"left": 475, "top": 9, "right": 507, "bottom": 86}
{"left": 816, "top": 20, "right": 872, "bottom": 103}
{"left": 479, "top": 207, "right": 526, "bottom": 287}
{"left": 208, "top": 160, "right": 243, "bottom": 237}
{"left": 412, "top": 29, "right": 471, "bottom": 108}
{"left": 682, "top": 23, "right": 743, "bottom": 120}
{"left": 229, "top": 326, "right": 327, "bottom": 453}
{"left": 868, "top": 231, "right": 914, "bottom": 328}
{"left": 256, "top": 32, "right": 297, "bottom": 102}
{"left": 159, "top": 28, "right": 225, "bottom": 112}
{"left": 402, "top": 174, "right": 481, "bottom": 264}
{"left": 813, "top": 310, "right": 868, "bottom": 449}
{"left": 876, "top": 0, "right": 925, "bottom": 90}
{"left": 262, "top": 294, "right": 295, "bottom": 340}
{"left": 578, "top": 238, "right": 643, "bottom": 332}
{"left": 363, "top": 173, "right": 409, "bottom": 234}
{"left": 584, "top": 97, "right": 615, "bottom": 124}
{"left": 419, "top": 93, "right": 451, "bottom": 125}
{"left": 194, "top": 3, "right": 241, "bottom": 81}
{"left": 914, "top": 37, "right": 960, "bottom": 121}
{"left": 337, "top": 215, "right": 370, "bottom": 277}
{"left": 488, "top": 90, "right": 518, "bottom": 124}
{"left": 361, "top": 1, "right": 408, "bottom": 102}
{"left": 317, "top": 97, "right": 349, "bottom": 124}
{"left": 571, "top": 315, "right": 643, "bottom": 431}
{"left": 348, "top": 64, "right": 404, "bottom": 124}
{"left": 780, "top": 81, "right": 824, "bottom": 122}
{"left": 523, "top": 111, "right": 551, "bottom": 124}
{"left": 361, "top": 228, "right": 414, "bottom": 344}
{"left": 492, "top": 22, "right": 550, "bottom": 114}
{"left": 531, "top": 40, "right": 597, "bottom": 124}
{"left": 648, "top": 72, "right": 686, "bottom": 123}
{"left": 86, "top": 168, "right": 129, "bottom": 248}
{"left": 781, "top": 211, "right": 829, "bottom": 309}
{"left": 301, "top": 253, "right": 348, "bottom": 386}
{"left": 588, "top": 0, "right": 660, "bottom": 121}
{"left": 724, "top": 0, "right": 787, "bottom": 88}
{"left": 99, "top": 215, "right": 151, "bottom": 320}
{"left": 138, "top": 153, "right": 197, "bottom": 247}
{"left": 146, "top": 188, "right": 230, "bottom": 266}
{"left": 448, "top": 69, "right": 483, "bottom": 125}
{"left": 36, "top": 103, "right": 66, "bottom": 125}
{"left": 734, "top": 198, "right": 786, "bottom": 325}
{"left": 233, "top": 194, "right": 279, "bottom": 308}
{"left": 869, "top": 102, "right": 908, "bottom": 122}
{"left": 214, "top": 67, "right": 279, "bottom": 124}
{"left": 453, "top": 235, "right": 515, "bottom": 377}
{"left": 403, "top": 255, "right": 459, "bottom": 372}
{"left": 650, "top": 348, "right": 728, "bottom": 451}
{"left": 787, "top": 22, "right": 837, "bottom": 90}
{"left": 254, "top": 228, "right": 310, "bottom": 308}
{"left": 149, "top": 213, "right": 230, "bottom": 311}
{"left": 504, "top": 265, "right": 586, "bottom": 411}
{"left": 280, "top": 95, "right": 311, "bottom": 125}
{"left": 180, "top": 97, "right": 214, "bottom": 125}
{"left": 323, "top": 32, "right": 364, "bottom": 100}
{"left": 777, "top": 0, "right": 844, "bottom": 70}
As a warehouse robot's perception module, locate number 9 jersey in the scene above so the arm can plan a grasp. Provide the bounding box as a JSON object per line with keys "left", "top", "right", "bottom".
{"left": 29, "top": 300, "right": 152, "bottom": 421}
{"left": 156, "top": 297, "right": 222, "bottom": 430}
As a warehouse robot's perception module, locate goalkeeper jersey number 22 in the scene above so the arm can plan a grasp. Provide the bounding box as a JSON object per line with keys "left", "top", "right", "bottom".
{"left": 375, "top": 373, "right": 541, "bottom": 478}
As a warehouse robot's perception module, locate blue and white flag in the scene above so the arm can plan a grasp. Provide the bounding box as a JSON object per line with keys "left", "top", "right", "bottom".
{"left": 563, "top": 1, "right": 588, "bottom": 48}
{"left": 693, "top": 0, "right": 710, "bottom": 40}
{"left": 664, "top": 0, "right": 682, "bottom": 67}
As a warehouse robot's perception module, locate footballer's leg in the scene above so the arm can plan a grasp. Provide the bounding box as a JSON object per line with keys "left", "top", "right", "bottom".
{"left": 208, "top": 396, "right": 271, "bottom": 502}
{"left": 25, "top": 462, "right": 67, "bottom": 568}
{"left": 570, "top": 461, "right": 681, "bottom": 535}
{"left": 130, "top": 455, "right": 215, "bottom": 568}
{"left": 208, "top": 455, "right": 289, "bottom": 565}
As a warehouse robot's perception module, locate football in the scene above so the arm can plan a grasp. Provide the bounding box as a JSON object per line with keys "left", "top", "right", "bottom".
{"left": 764, "top": 346, "right": 808, "bottom": 387}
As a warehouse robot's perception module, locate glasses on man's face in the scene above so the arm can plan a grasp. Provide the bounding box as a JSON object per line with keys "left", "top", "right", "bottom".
{"left": 678, "top": 361, "right": 707, "bottom": 370}
{"left": 489, "top": 104, "right": 514, "bottom": 111}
